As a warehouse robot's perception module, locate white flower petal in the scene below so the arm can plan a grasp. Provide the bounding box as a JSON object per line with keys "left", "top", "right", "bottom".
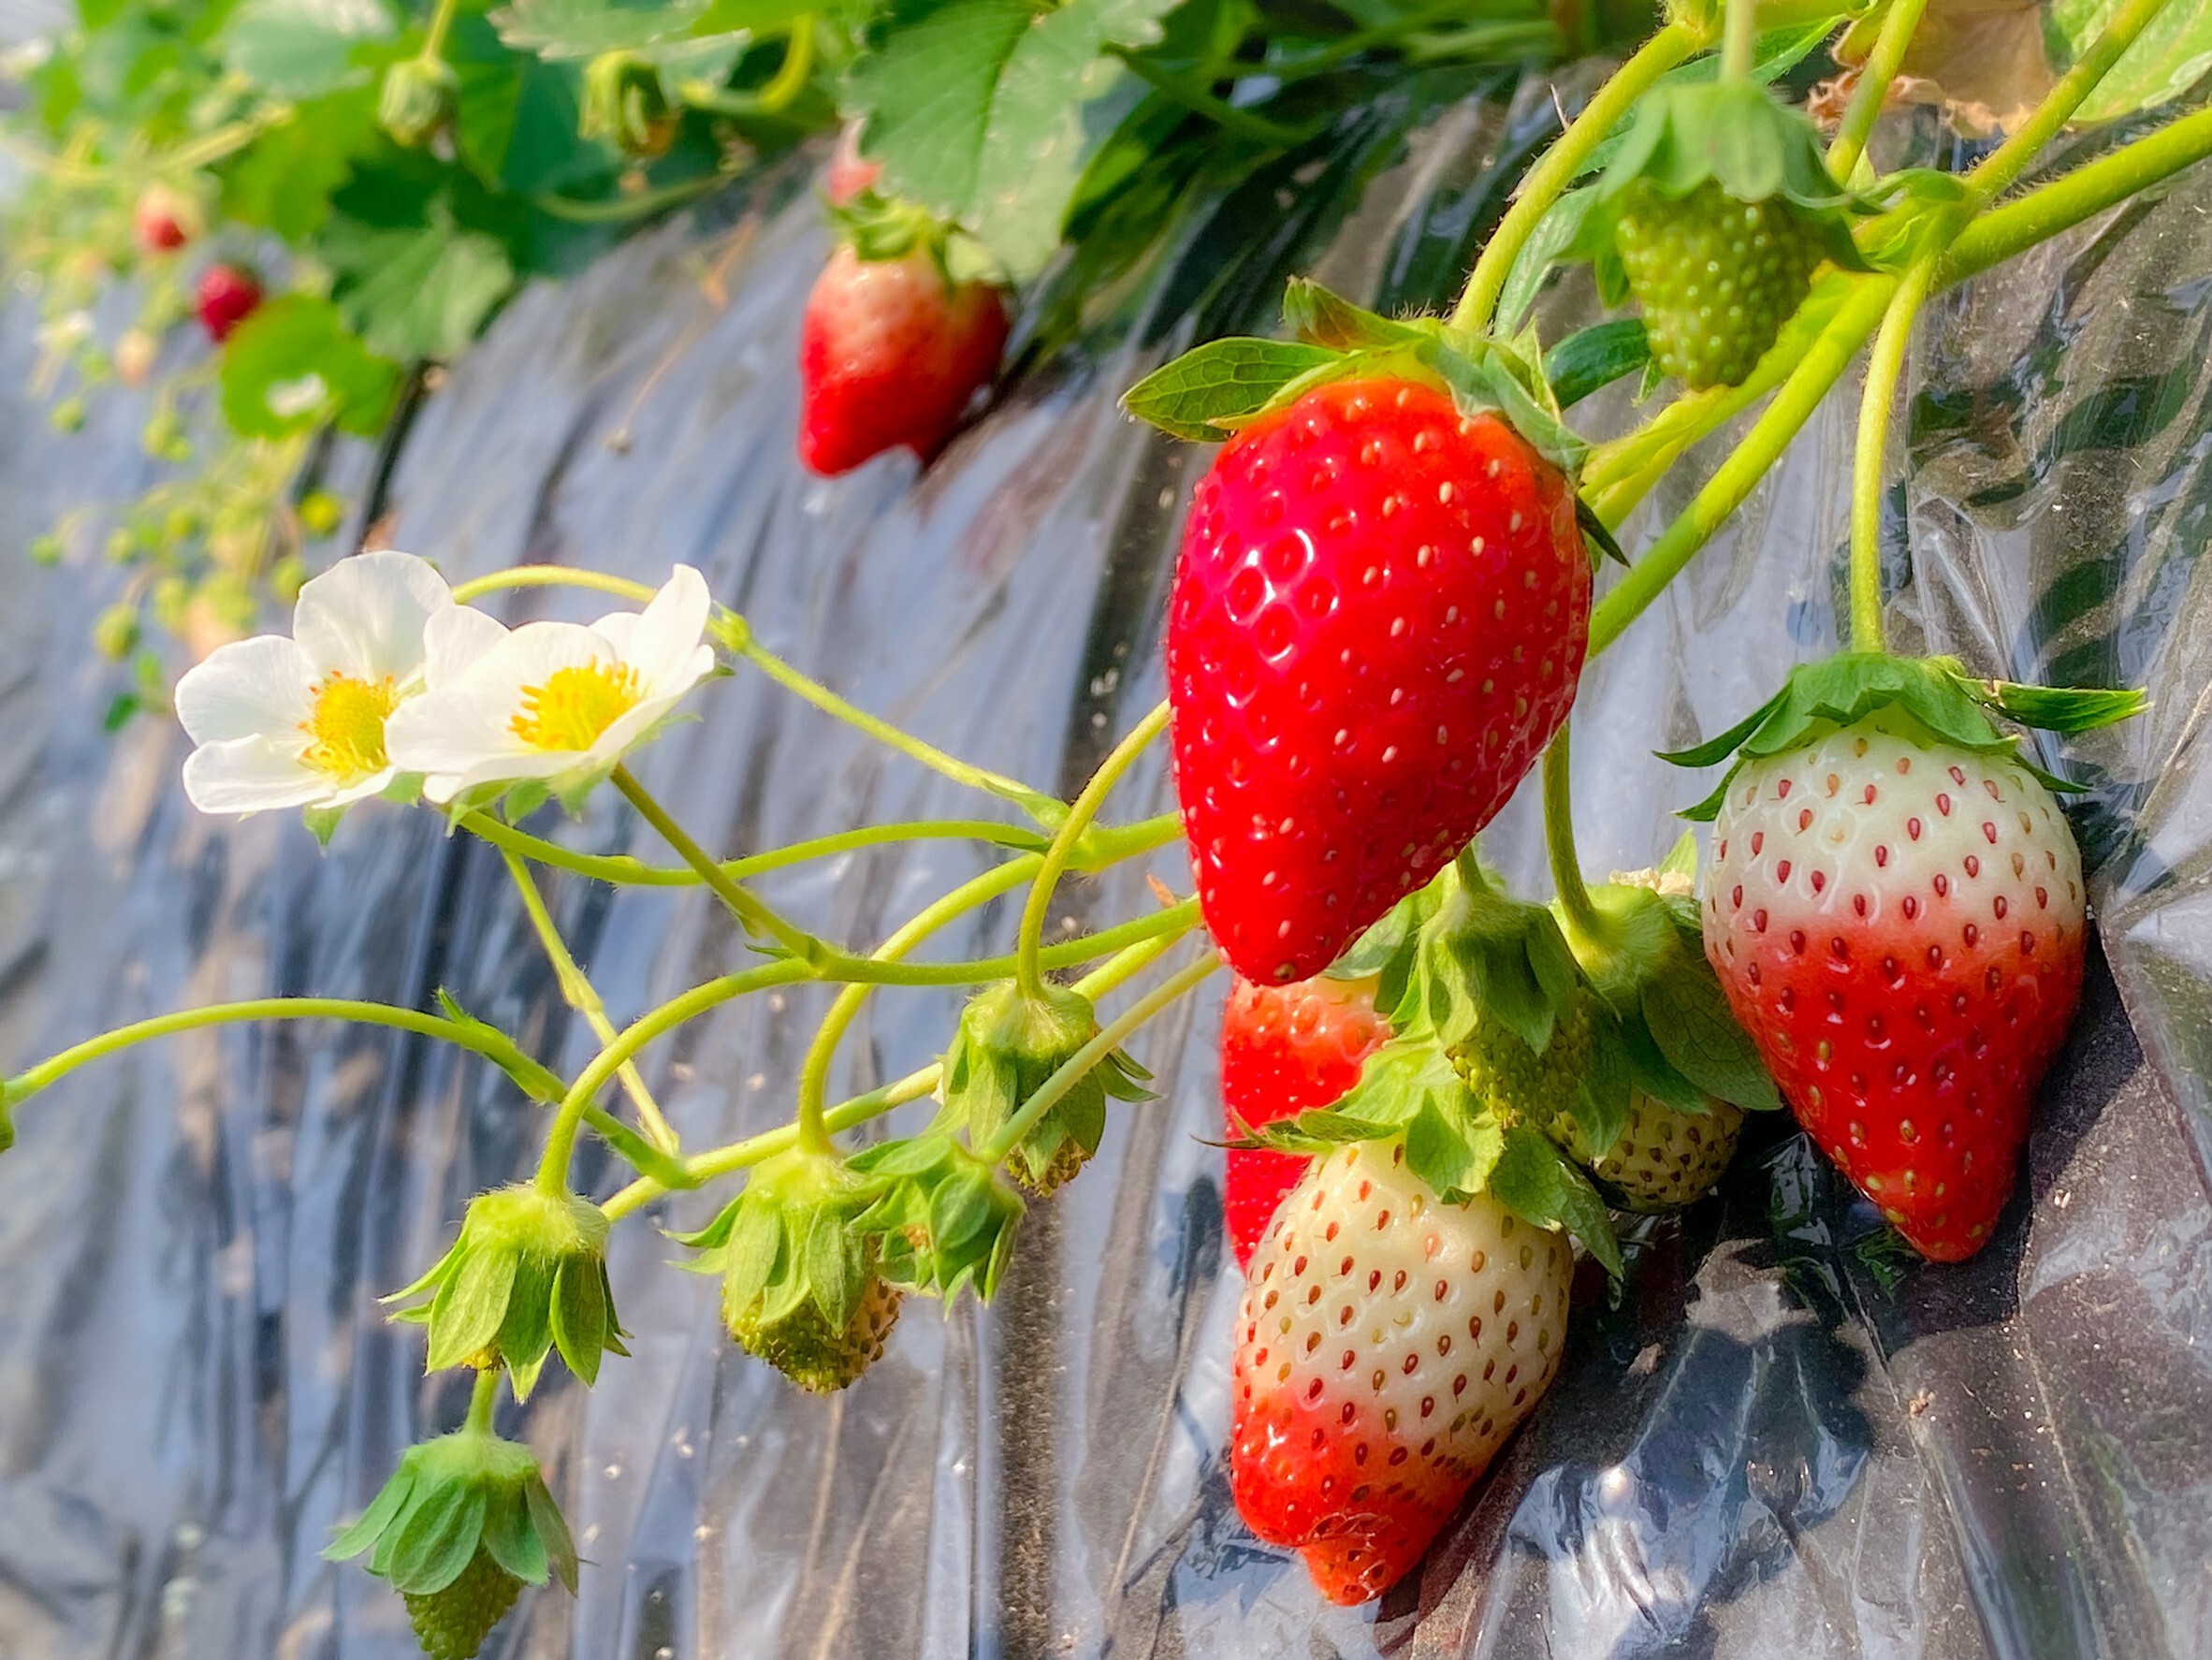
{"left": 422, "top": 602, "right": 511, "bottom": 688}
{"left": 419, "top": 748, "right": 577, "bottom": 805}
{"left": 386, "top": 684, "right": 531, "bottom": 778}
{"left": 292, "top": 551, "right": 452, "bottom": 682}
{"left": 182, "top": 737, "right": 331, "bottom": 815}
{"left": 589, "top": 692, "right": 685, "bottom": 766}
{"left": 614, "top": 564, "right": 712, "bottom": 693}
{"left": 175, "top": 635, "right": 316, "bottom": 745}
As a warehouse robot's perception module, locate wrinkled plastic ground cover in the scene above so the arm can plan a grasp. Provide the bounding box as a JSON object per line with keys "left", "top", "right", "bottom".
{"left": 0, "top": 59, "right": 2210, "bottom": 1660}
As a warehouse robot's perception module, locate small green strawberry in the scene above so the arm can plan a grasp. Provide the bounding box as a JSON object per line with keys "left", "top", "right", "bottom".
{"left": 1566, "top": 80, "right": 1865, "bottom": 390}
{"left": 682, "top": 1146, "right": 903, "bottom": 1393}
{"left": 933, "top": 981, "right": 1149, "bottom": 1194}
{"left": 386, "top": 1186, "right": 626, "bottom": 1399}
{"left": 1553, "top": 1090, "right": 1746, "bottom": 1212}
{"left": 326, "top": 1424, "right": 577, "bottom": 1660}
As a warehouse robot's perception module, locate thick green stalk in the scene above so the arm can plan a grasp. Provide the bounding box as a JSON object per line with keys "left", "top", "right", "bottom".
{"left": 1540, "top": 729, "right": 1611, "bottom": 953}
{"left": 464, "top": 1366, "right": 501, "bottom": 1435}
{"left": 501, "top": 848, "right": 677, "bottom": 1152}
{"left": 1449, "top": 19, "right": 1702, "bottom": 331}
{"left": 420, "top": 0, "right": 461, "bottom": 59}
{"left": 1015, "top": 700, "right": 1172, "bottom": 997}
{"left": 981, "top": 951, "right": 1224, "bottom": 1165}
{"left": 1966, "top": 0, "right": 2179, "bottom": 199}
{"left": 5, "top": 997, "right": 557, "bottom": 1107}
{"left": 1826, "top": 0, "right": 1930, "bottom": 182}
{"left": 1848, "top": 255, "right": 1940, "bottom": 653}
{"left": 793, "top": 860, "right": 1041, "bottom": 1155}
{"left": 596, "top": 917, "right": 1197, "bottom": 1222}
{"left": 1721, "top": 0, "right": 1757, "bottom": 81}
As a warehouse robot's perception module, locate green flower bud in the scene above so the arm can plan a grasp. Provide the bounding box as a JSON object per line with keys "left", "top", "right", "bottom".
{"left": 324, "top": 1428, "right": 577, "bottom": 1660}
{"left": 580, "top": 51, "right": 677, "bottom": 161}
{"left": 386, "top": 1186, "right": 627, "bottom": 1399}
{"left": 49, "top": 396, "right": 86, "bottom": 434}
{"left": 93, "top": 603, "right": 141, "bottom": 661}
{"left": 682, "top": 1146, "right": 901, "bottom": 1393}
{"left": 298, "top": 488, "right": 345, "bottom": 538}
{"left": 27, "top": 532, "right": 64, "bottom": 567}
{"left": 380, "top": 54, "right": 460, "bottom": 149}
{"left": 104, "top": 528, "right": 137, "bottom": 564}
{"left": 934, "top": 981, "right": 1150, "bottom": 1193}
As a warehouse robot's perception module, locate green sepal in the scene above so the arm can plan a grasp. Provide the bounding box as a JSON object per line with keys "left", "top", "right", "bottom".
{"left": 1119, "top": 339, "right": 1343, "bottom": 442}
{"left": 1399, "top": 858, "right": 1583, "bottom": 1059}
{"left": 847, "top": 1131, "right": 1026, "bottom": 1303}
{"left": 931, "top": 981, "right": 1148, "bottom": 1195}
{"left": 1489, "top": 1122, "right": 1623, "bottom": 1276}
{"left": 579, "top": 49, "right": 677, "bottom": 161}
{"left": 303, "top": 805, "right": 344, "bottom": 848}
{"left": 325, "top": 1428, "right": 575, "bottom": 1598}
{"left": 824, "top": 187, "right": 949, "bottom": 268}
{"left": 384, "top": 1186, "right": 620, "bottom": 1399}
{"left": 688, "top": 1144, "right": 897, "bottom": 1391}
{"left": 1657, "top": 652, "right": 2147, "bottom": 822}
{"left": 434, "top": 989, "right": 566, "bottom": 1103}
{"left": 1279, "top": 277, "right": 1428, "bottom": 352}
{"left": 1566, "top": 80, "right": 1870, "bottom": 272}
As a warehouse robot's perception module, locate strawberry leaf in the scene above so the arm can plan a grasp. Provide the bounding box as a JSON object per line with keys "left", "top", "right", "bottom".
{"left": 1546, "top": 318, "right": 1650, "bottom": 411}
{"left": 1121, "top": 338, "right": 1343, "bottom": 442}
{"left": 1281, "top": 278, "right": 1424, "bottom": 352}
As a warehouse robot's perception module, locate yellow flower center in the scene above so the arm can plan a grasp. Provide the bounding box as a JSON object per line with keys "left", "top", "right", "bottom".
{"left": 511, "top": 662, "right": 642, "bottom": 752}
{"left": 299, "top": 671, "right": 399, "bottom": 780}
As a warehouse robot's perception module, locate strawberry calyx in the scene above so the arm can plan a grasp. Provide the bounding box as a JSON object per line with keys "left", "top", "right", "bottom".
{"left": 680, "top": 1144, "right": 902, "bottom": 1392}
{"left": 824, "top": 188, "right": 1002, "bottom": 290}
{"left": 847, "top": 1130, "right": 1026, "bottom": 1302}
{"left": 1228, "top": 857, "right": 1623, "bottom": 1274}
{"left": 1564, "top": 79, "right": 1870, "bottom": 280}
{"left": 1660, "top": 651, "right": 2147, "bottom": 821}
{"left": 931, "top": 981, "right": 1151, "bottom": 1194}
{"left": 385, "top": 1184, "right": 626, "bottom": 1400}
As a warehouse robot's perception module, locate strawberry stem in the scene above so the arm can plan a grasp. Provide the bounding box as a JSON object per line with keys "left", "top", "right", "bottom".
{"left": 1825, "top": 0, "right": 1929, "bottom": 183}
{"left": 420, "top": 0, "right": 461, "bottom": 63}
{"left": 500, "top": 847, "right": 678, "bottom": 1154}
{"left": 1540, "top": 729, "right": 1613, "bottom": 953}
{"left": 464, "top": 1366, "right": 501, "bottom": 1438}
{"left": 1848, "top": 254, "right": 1940, "bottom": 655}
{"left": 1014, "top": 699, "right": 1173, "bottom": 1000}
{"left": 612, "top": 765, "right": 827, "bottom": 962}
{"left": 1448, "top": 18, "right": 1702, "bottom": 334}
{"left": 1960, "top": 0, "right": 2179, "bottom": 202}
{"left": 1720, "top": 0, "right": 1757, "bottom": 82}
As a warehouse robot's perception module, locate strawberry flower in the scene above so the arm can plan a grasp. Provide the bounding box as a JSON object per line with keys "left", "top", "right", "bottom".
{"left": 176, "top": 549, "right": 454, "bottom": 816}
{"left": 384, "top": 565, "right": 716, "bottom": 809}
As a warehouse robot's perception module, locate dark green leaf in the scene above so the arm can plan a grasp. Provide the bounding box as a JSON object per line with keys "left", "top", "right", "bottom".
{"left": 219, "top": 0, "right": 397, "bottom": 99}
{"left": 1642, "top": 971, "right": 1781, "bottom": 1112}
{"left": 1546, "top": 317, "right": 1649, "bottom": 410}
{"left": 220, "top": 295, "right": 403, "bottom": 440}
{"left": 1121, "top": 336, "right": 1342, "bottom": 441}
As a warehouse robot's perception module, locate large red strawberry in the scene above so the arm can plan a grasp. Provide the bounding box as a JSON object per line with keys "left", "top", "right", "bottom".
{"left": 1220, "top": 972, "right": 1387, "bottom": 1267}
{"left": 1676, "top": 656, "right": 2133, "bottom": 1260}
{"left": 1167, "top": 377, "right": 1590, "bottom": 985}
{"left": 1232, "top": 1138, "right": 1570, "bottom": 1603}
{"left": 196, "top": 263, "right": 263, "bottom": 343}
{"left": 798, "top": 244, "right": 1009, "bottom": 475}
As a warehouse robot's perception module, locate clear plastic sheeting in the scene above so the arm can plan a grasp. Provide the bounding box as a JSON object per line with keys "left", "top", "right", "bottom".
{"left": 0, "top": 70, "right": 2209, "bottom": 1660}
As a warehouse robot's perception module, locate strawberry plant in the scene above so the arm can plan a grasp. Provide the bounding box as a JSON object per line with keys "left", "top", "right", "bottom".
{"left": 4, "top": 0, "right": 2210, "bottom": 1643}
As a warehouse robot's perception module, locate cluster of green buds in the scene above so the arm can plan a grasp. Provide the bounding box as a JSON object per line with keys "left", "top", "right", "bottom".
{"left": 380, "top": 55, "right": 461, "bottom": 149}
{"left": 325, "top": 1421, "right": 576, "bottom": 1660}
{"left": 386, "top": 1185, "right": 626, "bottom": 1398}
{"left": 581, "top": 51, "right": 678, "bottom": 161}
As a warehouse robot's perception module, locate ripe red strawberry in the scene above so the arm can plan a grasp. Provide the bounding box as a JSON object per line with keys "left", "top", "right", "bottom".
{"left": 797, "top": 245, "right": 1009, "bottom": 475}
{"left": 135, "top": 186, "right": 191, "bottom": 254}
{"left": 1167, "top": 378, "right": 1590, "bottom": 985}
{"left": 1220, "top": 972, "right": 1388, "bottom": 1267}
{"left": 1703, "top": 710, "right": 2085, "bottom": 1259}
{"left": 824, "top": 122, "right": 881, "bottom": 207}
{"left": 196, "top": 264, "right": 263, "bottom": 343}
{"left": 1232, "top": 1138, "right": 1570, "bottom": 1603}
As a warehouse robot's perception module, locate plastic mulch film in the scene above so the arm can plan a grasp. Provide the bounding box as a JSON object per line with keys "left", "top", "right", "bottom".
{"left": 0, "top": 67, "right": 2209, "bottom": 1660}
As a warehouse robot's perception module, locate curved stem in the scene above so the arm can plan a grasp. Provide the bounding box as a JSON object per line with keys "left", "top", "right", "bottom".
{"left": 461, "top": 808, "right": 1055, "bottom": 887}
{"left": 981, "top": 951, "right": 1223, "bottom": 1166}
{"left": 1826, "top": 0, "right": 1929, "bottom": 182}
{"left": 596, "top": 917, "right": 1196, "bottom": 1222}
{"left": 1587, "top": 273, "right": 1897, "bottom": 657}
{"left": 1541, "top": 729, "right": 1610, "bottom": 953}
{"left": 1966, "top": 0, "right": 2178, "bottom": 200}
{"left": 463, "top": 1366, "right": 501, "bottom": 1436}
{"left": 793, "top": 860, "right": 1041, "bottom": 1155}
{"left": 1721, "top": 0, "right": 1757, "bottom": 81}
{"left": 5, "top": 997, "right": 560, "bottom": 1107}
{"left": 1015, "top": 700, "right": 1172, "bottom": 997}
{"left": 500, "top": 848, "right": 677, "bottom": 1152}
{"left": 421, "top": 0, "right": 461, "bottom": 60}
{"left": 1449, "top": 20, "right": 1701, "bottom": 333}
{"left": 1848, "top": 255, "right": 1939, "bottom": 654}
{"left": 448, "top": 566, "right": 658, "bottom": 608}
{"left": 612, "top": 765, "right": 823, "bottom": 961}
{"left": 1111, "top": 50, "right": 1315, "bottom": 145}
{"left": 1942, "top": 103, "right": 2212, "bottom": 284}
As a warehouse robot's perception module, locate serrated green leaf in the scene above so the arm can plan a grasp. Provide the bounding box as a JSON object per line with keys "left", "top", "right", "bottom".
{"left": 325, "top": 213, "right": 517, "bottom": 360}
{"left": 220, "top": 295, "right": 403, "bottom": 441}
{"left": 1642, "top": 972, "right": 1780, "bottom": 1112}
{"left": 491, "top": 0, "right": 708, "bottom": 59}
{"left": 1281, "top": 277, "right": 1423, "bottom": 351}
{"left": 221, "top": 89, "right": 383, "bottom": 238}
{"left": 2052, "top": 0, "right": 2212, "bottom": 120}
{"left": 1121, "top": 337, "right": 1342, "bottom": 441}
{"left": 220, "top": 0, "right": 397, "bottom": 99}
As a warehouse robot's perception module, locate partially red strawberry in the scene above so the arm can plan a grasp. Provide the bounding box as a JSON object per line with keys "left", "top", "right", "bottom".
{"left": 1673, "top": 656, "right": 2138, "bottom": 1260}
{"left": 1232, "top": 1138, "right": 1570, "bottom": 1603}
{"left": 1166, "top": 377, "right": 1590, "bottom": 985}
{"left": 135, "top": 186, "right": 191, "bottom": 255}
{"left": 824, "top": 122, "right": 881, "bottom": 207}
{"left": 798, "top": 244, "right": 1009, "bottom": 475}
{"left": 1220, "top": 972, "right": 1387, "bottom": 1267}
{"left": 196, "top": 264, "right": 263, "bottom": 343}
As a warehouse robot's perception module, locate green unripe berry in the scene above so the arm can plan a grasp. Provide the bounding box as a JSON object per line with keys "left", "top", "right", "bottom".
{"left": 93, "top": 604, "right": 141, "bottom": 661}
{"left": 380, "top": 54, "right": 460, "bottom": 148}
